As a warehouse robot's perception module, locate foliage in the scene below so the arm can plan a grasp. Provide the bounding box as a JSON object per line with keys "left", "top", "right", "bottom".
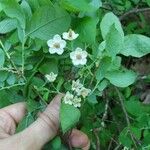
{"left": 0, "top": 0, "right": 150, "bottom": 149}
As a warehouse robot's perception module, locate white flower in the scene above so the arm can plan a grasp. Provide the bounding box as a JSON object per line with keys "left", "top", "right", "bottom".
{"left": 63, "top": 29, "right": 79, "bottom": 41}
{"left": 76, "top": 87, "right": 91, "bottom": 98}
{"left": 45, "top": 72, "right": 57, "bottom": 82}
{"left": 63, "top": 92, "right": 74, "bottom": 105}
{"left": 123, "top": 147, "right": 129, "bottom": 150}
{"left": 47, "top": 34, "right": 66, "bottom": 55}
{"left": 72, "top": 79, "right": 83, "bottom": 92}
{"left": 72, "top": 96, "right": 82, "bottom": 107}
{"left": 70, "top": 47, "right": 88, "bottom": 66}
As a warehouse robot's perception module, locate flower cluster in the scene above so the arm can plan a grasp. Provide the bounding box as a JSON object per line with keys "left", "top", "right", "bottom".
{"left": 45, "top": 72, "right": 57, "bottom": 82}
{"left": 47, "top": 29, "right": 88, "bottom": 66}
{"left": 63, "top": 80, "right": 91, "bottom": 107}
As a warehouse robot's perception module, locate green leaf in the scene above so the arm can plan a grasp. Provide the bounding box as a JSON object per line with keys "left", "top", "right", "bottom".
{"left": 26, "top": 0, "right": 40, "bottom": 11}
{"left": 76, "top": 17, "right": 98, "bottom": 44}
{"left": 60, "top": 103, "right": 81, "bottom": 133}
{"left": 90, "top": 0, "right": 102, "bottom": 9}
{"left": 26, "top": 5, "right": 71, "bottom": 40}
{"left": 6, "top": 74, "right": 16, "bottom": 85}
{"left": 96, "top": 56, "right": 121, "bottom": 81}
{"left": 51, "top": 137, "right": 62, "bottom": 150}
{"left": 0, "top": 48, "right": 5, "bottom": 67}
{"left": 39, "top": 59, "right": 58, "bottom": 74}
{"left": 0, "top": 91, "right": 11, "bottom": 108}
{"left": 27, "top": 99, "right": 41, "bottom": 112}
{"left": 146, "top": 0, "right": 150, "bottom": 6}
{"left": 1, "top": 0, "right": 25, "bottom": 29}
{"left": 95, "top": 41, "right": 105, "bottom": 58}
{"left": 120, "top": 34, "right": 150, "bottom": 57}
{"left": 119, "top": 127, "right": 141, "bottom": 147}
{"left": 0, "top": 18, "right": 17, "bottom": 34}
{"left": 38, "top": 0, "right": 53, "bottom": 6}
{"left": 97, "top": 79, "right": 109, "bottom": 91}
{"left": 125, "top": 99, "right": 144, "bottom": 117}
{"left": 87, "top": 94, "right": 98, "bottom": 105}
{"left": 0, "top": 71, "right": 8, "bottom": 82}
{"left": 16, "top": 114, "right": 34, "bottom": 132}
{"left": 119, "top": 127, "right": 132, "bottom": 148}
{"left": 105, "top": 70, "right": 137, "bottom": 87}
{"left": 60, "top": 0, "right": 95, "bottom": 13}
{"left": 96, "top": 57, "right": 112, "bottom": 81}
{"left": 105, "top": 24, "right": 124, "bottom": 58}
{"left": 100, "top": 12, "right": 124, "bottom": 39}
{"left": 31, "top": 77, "right": 45, "bottom": 87}
{"left": 21, "top": 0, "right": 32, "bottom": 20}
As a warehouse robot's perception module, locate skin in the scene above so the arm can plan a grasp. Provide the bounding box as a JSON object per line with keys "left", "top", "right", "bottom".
{"left": 0, "top": 94, "right": 90, "bottom": 150}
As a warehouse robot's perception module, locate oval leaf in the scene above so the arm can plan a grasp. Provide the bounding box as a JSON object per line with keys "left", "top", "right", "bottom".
{"left": 0, "top": 18, "right": 17, "bottom": 34}
{"left": 100, "top": 12, "right": 124, "bottom": 39}
{"left": 121, "top": 34, "right": 150, "bottom": 58}
{"left": 60, "top": 103, "right": 81, "bottom": 133}
{"left": 105, "top": 70, "right": 137, "bottom": 87}
{"left": 27, "top": 5, "right": 71, "bottom": 40}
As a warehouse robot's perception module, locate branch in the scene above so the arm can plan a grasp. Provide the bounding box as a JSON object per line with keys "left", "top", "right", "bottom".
{"left": 115, "top": 87, "right": 141, "bottom": 148}
{"left": 0, "top": 83, "right": 25, "bottom": 91}
{"left": 0, "top": 40, "right": 26, "bottom": 81}
{"left": 0, "top": 67, "right": 18, "bottom": 74}
{"left": 93, "top": 129, "right": 100, "bottom": 150}
{"left": 120, "top": 7, "right": 150, "bottom": 21}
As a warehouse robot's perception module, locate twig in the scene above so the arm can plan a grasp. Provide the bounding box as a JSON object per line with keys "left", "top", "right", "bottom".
{"left": 107, "top": 138, "right": 113, "bottom": 150}
{"left": 62, "top": 129, "right": 73, "bottom": 150}
{"left": 21, "top": 39, "right": 25, "bottom": 75}
{"left": 0, "top": 67, "right": 18, "bottom": 74}
{"left": 100, "top": 6, "right": 112, "bottom": 11}
{"left": 93, "top": 129, "right": 100, "bottom": 150}
{"left": 109, "top": 107, "right": 122, "bottom": 134}
{"left": 120, "top": 7, "right": 150, "bottom": 21}
{"left": 0, "top": 40, "right": 20, "bottom": 74}
{"left": 92, "top": 95, "right": 110, "bottom": 150}
{"left": 101, "top": 97, "right": 109, "bottom": 124}
{"left": 95, "top": 94, "right": 109, "bottom": 131}
{"left": 0, "top": 40, "right": 26, "bottom": 81}
{"left": 68, "top": 130, "right": 73, "bottom": 150}
{"left": 0, "top": 83, "right": 25, "bottom": 91}
{"left": 32, "top": 86, "right": 48, "bottom": 106}
{"left": 24, "top": 56, "right": 44, "bottom": 98}
{"left": 115, "top": 87, "right": 140, "bottom": 148}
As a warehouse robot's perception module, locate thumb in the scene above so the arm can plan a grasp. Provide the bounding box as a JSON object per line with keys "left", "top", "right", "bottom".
{"left": 1, "top": 94, "right": 63, "bottom": 150}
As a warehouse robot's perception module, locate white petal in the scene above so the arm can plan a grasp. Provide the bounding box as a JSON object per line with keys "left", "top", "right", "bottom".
{"left": 72, "top": 59, "right": 80, "bottom": 66}
{"left": 47, "top": 39, "right": 54, "bottom": 47}
{"left": 82, "top": 51, "right": 88, "bottom": 58}
{"left": 56, "top": 48, "right": 64, "bottom": 55}
{"left": 72, "top": 31, "right": 79, "bottom": 40}
{"left": 49, "top": 48, "right": 57, "bottom": 54}
{"left": 62, "top": 32, "right": 69, "bottom": 40}
{"left": 53, "top": 34, "right": 61, "bottom": 42}
{"left": 73, "top": 33, "right": 79, "bottom": 39}
{"left": 75, "top": 47, "right": 83, "bottom": 53}
{"left": 60, "top": 40, "right": 66, "bottom": 48}
{"left": 80, "top": 58, "right": 87, "bottom": 65}
{"left": 70, "top": 51, "right": 76, "bottom": 59}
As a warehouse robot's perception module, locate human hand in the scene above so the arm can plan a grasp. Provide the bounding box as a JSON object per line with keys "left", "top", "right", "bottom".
{"left": 0, "top": 94, "right": 90, "bottom": 150}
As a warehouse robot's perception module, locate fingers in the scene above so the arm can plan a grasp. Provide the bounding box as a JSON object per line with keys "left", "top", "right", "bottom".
{"left": 2, "top": 94, "right": 63, "bottom": 150}
{"left": 0, "top": 102, "right": 26, "bottom": 136}
{"left": 0, "top": 95, "right": 90, "bottom": 150}
{"left": 70, "top": 129, "right": 90, "bottom": 150}
{"left": 1, "top": 102, "right": 26, "bottom": 124}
